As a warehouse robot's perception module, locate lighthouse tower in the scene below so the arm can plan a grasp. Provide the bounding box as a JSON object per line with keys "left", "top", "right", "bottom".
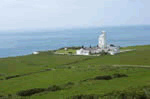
{"left": 98, "top": 31, "right": 107, "bottom": 48}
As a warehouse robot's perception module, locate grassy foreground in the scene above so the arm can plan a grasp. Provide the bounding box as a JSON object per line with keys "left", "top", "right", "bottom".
{"left": 0, "top": 45, "right": 150, "bottom": 99}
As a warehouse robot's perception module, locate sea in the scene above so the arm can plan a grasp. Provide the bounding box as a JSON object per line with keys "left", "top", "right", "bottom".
{"left": 0, "top": 25, "right": 150, "bottom": 58}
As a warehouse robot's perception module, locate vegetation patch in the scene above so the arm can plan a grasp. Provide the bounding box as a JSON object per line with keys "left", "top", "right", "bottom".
{"left": 94, "top": 75, "right": 112, "bottom": 80}
{"left": 68, "top": 94, "right": 99, "bottom": 99}
{"left": 5, "top": 68, "right": 52, "bottom": 80}
{"left": 81, "top": 73, "right": 128, "bottom": 82}
{"left": 17, "top": 88, "right": 46, "bottom": 96}
{"left": 94, "top": 73, "right": 128, "bottom": 80}
{"left": 68, "top": 87, "right": 149, "bottom": 99}
{"left": 63, "top": 82, "right": 75, "bottom": 89}
{"left": 112, "top": 73, "right": 128, "bottom": 78}
{"left": 47, "top": 85, "right": 62, "bottom": 91}
{"left": 17, "top": 82, "right": 74, "bottom": 96}
{"left": 5, "top": 75, "right": 20, "bottom": 80}
{"left": 102, "top": 90, "right": 148, "bottom": 99}
{"left": 0, "top": 95, "right": 4, "bottom": 97}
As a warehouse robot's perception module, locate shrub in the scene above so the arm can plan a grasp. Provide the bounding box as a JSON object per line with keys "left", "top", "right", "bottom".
{"left": 68, "top": 52, "right": 73, "bottom": 55}
{"left": 64, "top": 82, "right": 74, "bottom": 87}
{"left": 47, "top": 85, "right": 62, "bottom": 91}
{"left": 100, "top": 50, "right": 108, "bottom": 56}
{"left": 8, "top": 94, "right": 12, "bottom": 97}
{"left": 17, "top": 88, "right": 46, "bottom": 96}
{"left": 5, "top": 75, "right": 20, "bottom": 80}
{"left": 112, "top": 73, "right": 128, "bottom": 78}
{"left": 69, "top": 94, "right": 99, "bottom": 99}
{"left": 68, "top": 66, "right": 72, "bottom": 69}
{"left": 0, "top": 95, "right": 4, "bottom": 97}
{"left": 66, "top": 82, "right": 74, "bottom": 86}
{"left": 45, "top": 68, "right": 51, "bottom": 71}
{"left": 94, "top": 75, "right": 112, "bottom": 80}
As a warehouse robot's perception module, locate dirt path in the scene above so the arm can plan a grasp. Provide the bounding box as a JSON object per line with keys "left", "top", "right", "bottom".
{"left": 120, "top": 49, "right": 136, "bottom": 53}
{"left": 112, "top": 64, "right": 150, "bottom": 68}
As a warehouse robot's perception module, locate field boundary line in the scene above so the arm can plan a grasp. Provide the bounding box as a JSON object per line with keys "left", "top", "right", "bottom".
{"left": 112, "top": 64, "right": 150, "bottom": 68}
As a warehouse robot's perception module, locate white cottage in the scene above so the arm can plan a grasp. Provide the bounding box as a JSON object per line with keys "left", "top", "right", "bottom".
{"left": 76, "top": 48, "right": 90, "bottom": 55}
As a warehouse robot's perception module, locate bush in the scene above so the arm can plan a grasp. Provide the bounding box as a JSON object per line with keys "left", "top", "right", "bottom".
{"left": 68, "top": 52, "right": 73, "bottom": 55}
{"left": 47, "top": 85, "right": 62, "bottom": 91}
{"left": 8, "top": 94, "right": 12, "bottom": 97}
{"left": 100, "top": 50, "right": 108, "bottom": 56}
{"left": 68, "top": 66, "right": 72, "bottom": 69}
{"left": 66, "top": 82, "right": 74, "bottom": 86}
{"left": 94, "top": 75, "right": 112, "bottom": 80}
{"left": 17, "top": 88, "right": 46, "bottom": 96}
{"left": 64, "top": 82, "right": 74, "bottom": 87}
{"left": 0, "top": 95, "right": 4, "bottom": 97}
{"left": 102, "top": 87, "right": 148, "bottom": 99}
{"left": 5, "top": 75, "right": 20, "bottom": 80}
{"left": 112, "top": 73, "right": 128, "bottom": 78}
{"left": 69, "top": 94, "right": 99, "bottom": 99}
{"left": 45, "top": 68, "right": 51, "bottom": 71}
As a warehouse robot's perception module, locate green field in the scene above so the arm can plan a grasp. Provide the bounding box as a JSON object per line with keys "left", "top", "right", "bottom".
{"left": 1, "top": 45, "right": 150, "bottom": 99}
{"left": 55, "top": 49, "right": 77, "bottom": 54}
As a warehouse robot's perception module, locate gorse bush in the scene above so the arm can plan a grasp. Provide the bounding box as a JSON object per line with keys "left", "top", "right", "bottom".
{"left": 94, "top": 75, "right": 112, "bottom": 80}
{"left": 16, "top": 83, "right": 74, "bottom": 97}
{"left": 68, "top": 94, "right": 99, "bottom": 99}
{"left": 82, "top": 73, "right": 128, "bottom": 82}
{"left": 112, "top": 73, "right": 128, "bottom": 78}
{"left": 17, "top": 85, "right": 62, "bottom": 97}
{"left": 17, "top": 88, "right": 46, "bottom": 96}
{"left": 63, "top": 82, "right": 75, "bottom": 89}
{"left": 65, "top": 82, "right": 74, "bottom": 86}
{"left": 5, "top": 75, "right": 20, "bottom": 80}
{"left": 0, "top": 95, "right": 4, "bottom": 97}
{"left": 47, "top": 85, "right": 62, "bottom": 91}
{"left": 94, "top": 73, "right": 128, "bottom": 80}
{"left": 68, "top": 90, "right": 148, "bottom": 99}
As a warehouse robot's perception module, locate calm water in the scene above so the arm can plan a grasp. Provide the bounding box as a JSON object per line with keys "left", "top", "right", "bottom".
{"left": 0, "top": 25, "right": 150, "bottom": 58}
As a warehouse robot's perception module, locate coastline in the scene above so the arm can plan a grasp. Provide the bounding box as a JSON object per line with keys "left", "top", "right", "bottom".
{"left": 0, "top": 44, "right": 149, "bottom": 59}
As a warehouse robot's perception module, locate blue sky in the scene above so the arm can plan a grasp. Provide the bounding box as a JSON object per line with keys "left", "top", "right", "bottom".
{"left": 0, "top": 0, "right": 150, "bottom": 30}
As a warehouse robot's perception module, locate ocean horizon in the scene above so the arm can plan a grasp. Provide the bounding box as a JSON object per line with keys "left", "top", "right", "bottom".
{"left": 0, "top": 25, "right": 150, "bottom": 58}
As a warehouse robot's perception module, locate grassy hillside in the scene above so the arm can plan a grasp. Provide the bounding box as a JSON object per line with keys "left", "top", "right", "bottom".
{"left": 0, "top": 45, "right": 150, "bottom": 99}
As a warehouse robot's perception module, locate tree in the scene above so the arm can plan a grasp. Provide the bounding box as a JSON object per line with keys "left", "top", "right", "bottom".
{"left": 68, "top": 52, "right": 72, "bottom": 55}
{"left": 82, "top": 45, "right": 84, "bottom": 48}
{"left": 100, "top": 50, "right": 107, "bottom": 56}
{"left": 90, "top": 45, "right": 92, "bottom": 48}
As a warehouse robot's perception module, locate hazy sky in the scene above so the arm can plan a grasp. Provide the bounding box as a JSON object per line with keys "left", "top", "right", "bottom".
{"left": 0, "top": 0, "right": 149, "bottom": 30}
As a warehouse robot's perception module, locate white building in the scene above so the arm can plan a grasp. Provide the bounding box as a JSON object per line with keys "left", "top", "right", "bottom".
{"left": 32, "top": 51, "right": 39, "bottom": 55}
{"left": 76, "top": 31, "right": 120, "bottom": 55}
{"left": 76, "top": 48, "right": 90, "bottom": 55}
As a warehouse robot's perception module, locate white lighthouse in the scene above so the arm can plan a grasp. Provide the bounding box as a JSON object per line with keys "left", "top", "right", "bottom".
{"left": 76, "top": 30, "right": 120, "bottom": 56}
{"left": 98, "top": 31, "right": 107, "bottom": 49}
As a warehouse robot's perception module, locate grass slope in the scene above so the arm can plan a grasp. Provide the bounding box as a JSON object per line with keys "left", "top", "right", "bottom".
{"left": 0, "top": 45, "right": 150, "bottom": 99}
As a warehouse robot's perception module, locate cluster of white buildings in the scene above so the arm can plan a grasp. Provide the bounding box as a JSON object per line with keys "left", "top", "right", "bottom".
{"left": 76, "top": 31, "right": 120, "bottom": 55}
